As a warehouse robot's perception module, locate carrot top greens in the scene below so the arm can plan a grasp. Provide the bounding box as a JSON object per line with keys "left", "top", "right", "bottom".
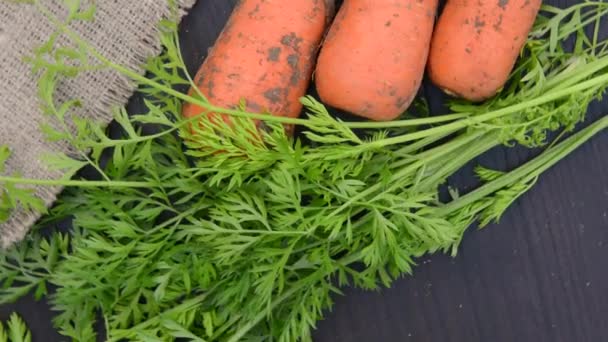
{"left": 0, "top": 1, "right": 607, "bottom": 341}
{"left": 0, "top": 313, "right": 31, "bottom": 342}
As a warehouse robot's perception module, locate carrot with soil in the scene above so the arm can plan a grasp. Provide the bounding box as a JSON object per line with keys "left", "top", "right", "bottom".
{"left": 182, "top": 0, "right": 334, "bottom": 129}
{"left": 315, "top": 0, "right": 439, "bottom": 121}
{"left": 427, "top": 0, "right": 542, "bottom": 101}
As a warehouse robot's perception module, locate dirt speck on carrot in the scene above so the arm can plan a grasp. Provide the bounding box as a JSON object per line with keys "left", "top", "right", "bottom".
{"left": 267, "top": 47, "right": 281, "bottom": 62}
{"left": 264, "top": 88, "right": 286, "bottom": 104}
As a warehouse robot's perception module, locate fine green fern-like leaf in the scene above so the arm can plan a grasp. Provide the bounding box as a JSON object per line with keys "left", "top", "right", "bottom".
{"left": 474, "top": 166, "right": 506, "bottom": 182}
{"left": 0, "top": 180, "right": 47, "bottom": 226}
{"left": 478, "top": 177, "right": 539, "bottom": 227}
{"left": 6, "top": 313, "right": 31, "bottom": 342}
{"left": 0, "top": 321, "right": 6, "bottom": 342}
{"left": 0, "top": 232, "right": 68, "bottom": 305}
{"left": 0, "top": 147, "right": 10, "bottom": 174}
{"left": 0, "top": 313, "right": 33, "bottom": 342}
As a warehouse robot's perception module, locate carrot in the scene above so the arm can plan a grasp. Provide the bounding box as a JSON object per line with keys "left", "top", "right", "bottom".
{"left": 315, "top": 0, "right": 439, "bottom": 121}
{"left": 427, "top": 0, "right": 542, "bottom": 101}
{"left": 182, "top": 0, "right": 334, "bottom": 131}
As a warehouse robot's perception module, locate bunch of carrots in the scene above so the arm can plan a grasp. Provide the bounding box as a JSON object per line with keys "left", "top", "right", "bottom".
{"left": 183, "top": 0, "right": 541, "bottom": 125}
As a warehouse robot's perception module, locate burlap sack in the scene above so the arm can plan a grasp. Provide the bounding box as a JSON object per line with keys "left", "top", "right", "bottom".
{"left": 0, "top": 0, "right": 196, "bottom": 247}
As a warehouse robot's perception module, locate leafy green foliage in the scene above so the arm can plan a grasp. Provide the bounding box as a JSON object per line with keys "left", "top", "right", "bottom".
{"left": 0, "top": 147, "right": 47, "bottom": 225}
{"left": 0, "top": 313, "right": 32, "bottom": 342}
{"left": 0, "top": 233, "right": 68, "bottom": 305}
{"left": 0, "top": 1, "right": 607, "bottom": 341}
{"left": 0, "top": 147, "right": 9, "bottom": 174}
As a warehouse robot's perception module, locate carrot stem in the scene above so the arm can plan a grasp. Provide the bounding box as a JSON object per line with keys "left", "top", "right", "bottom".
{"left": 0, "top": 177, "right": 153, "bottom": 188}
{"left": 436, "top": 114, "right": 608, "bottom": 216}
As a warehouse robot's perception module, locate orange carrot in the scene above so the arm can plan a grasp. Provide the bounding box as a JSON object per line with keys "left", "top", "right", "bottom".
{"left": 183, "top": 0, "right": 334, "bottom": 130}
{"left": 315, "top": 0, "right": 439, "bottom": 121}
{"left": 427, "top": 0, "right": 542, "bottom": 101}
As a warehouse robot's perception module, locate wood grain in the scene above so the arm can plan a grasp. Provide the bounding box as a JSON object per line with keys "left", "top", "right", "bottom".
{"left": 1, "top": 1, "right": 606, "bottom": 341}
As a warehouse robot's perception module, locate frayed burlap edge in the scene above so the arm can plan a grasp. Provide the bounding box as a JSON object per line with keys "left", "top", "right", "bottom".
{"left": 0, "top": 0, "right": 196, "bottom": 248}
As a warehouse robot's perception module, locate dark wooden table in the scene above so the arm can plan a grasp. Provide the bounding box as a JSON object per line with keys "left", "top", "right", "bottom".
{"left": 2, "top": 1, "right": 607, "bottom": 341}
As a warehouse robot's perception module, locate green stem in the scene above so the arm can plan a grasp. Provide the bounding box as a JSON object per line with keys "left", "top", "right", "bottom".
{"left": 0, "top": 176, "right": 152, "bottom": 188}
{"left": 387, "top": 130, "right": 493, "bottom": 190}
{"left": 181, "top": 225, "right": 309, "bottom": 236}
{"left": 544, "top": 51, "right": 608, "bottom": 91}
{"left": 172, "top": 30, "right": 209, "bottom": 103}
{"left": 437, "top": 115, "right": 608, "bottom": 216}
{"left": 1, "top": 262, "right": 49, "bottom": 279}
{"left": 326, "top": 130, "right": 489, "bottom": 219}
{"left": 416, "top": 134, "right": 499, "bottom": 191}
{"left": 391, "top": 129, "right": 457, "bottom": 159}
{"left": 343, "top": 112, "right": 471, "bottom": 129}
